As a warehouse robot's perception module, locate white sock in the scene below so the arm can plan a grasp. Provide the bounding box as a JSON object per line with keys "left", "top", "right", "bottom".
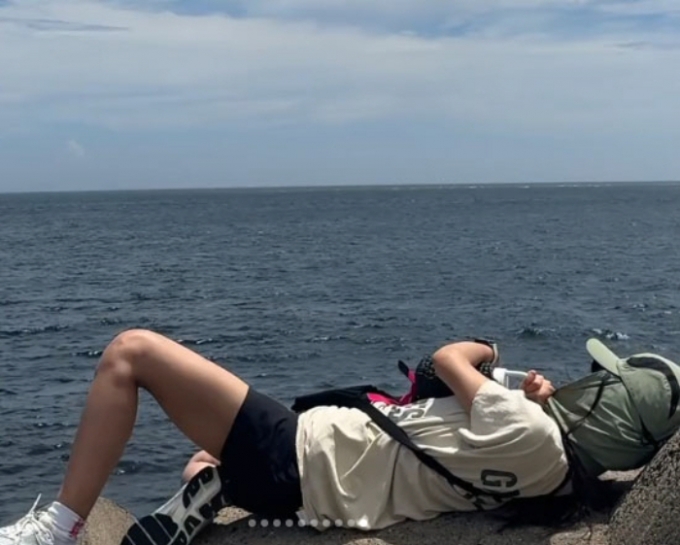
{"left": 41, "top": 502, "right": 84, "bottom": 544}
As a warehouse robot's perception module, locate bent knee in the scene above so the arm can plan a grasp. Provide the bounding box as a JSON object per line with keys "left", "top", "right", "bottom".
{"left": 107, "top": 329, "right": 156, "bottom": 359}
{"left": 97, "top": 329, "right": 156, "bottom": 377}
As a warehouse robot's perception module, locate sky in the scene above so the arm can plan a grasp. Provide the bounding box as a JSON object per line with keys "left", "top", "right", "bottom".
{"left": 1, "top": 0, "right": 679, "bottom": 192}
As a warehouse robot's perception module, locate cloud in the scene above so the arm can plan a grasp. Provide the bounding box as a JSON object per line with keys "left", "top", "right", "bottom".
{"left": 131, "top": 0, "right": 680, "bottom": 37}
{"left": 0, "top": 0, "right": 679, "bottom": 136}
{"left": 596, "top": 0, "right": 680, "bottom": 16}
{"left": 66, "top": 139, "right": 85, "bottom": 157}
{"left": 0, "top": 15, "right": 125, "bottom": 31}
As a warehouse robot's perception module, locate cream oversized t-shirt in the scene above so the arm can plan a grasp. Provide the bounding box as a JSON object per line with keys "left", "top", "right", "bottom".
{"left": 295, "top": 380, "right": 568, "bottom": 530}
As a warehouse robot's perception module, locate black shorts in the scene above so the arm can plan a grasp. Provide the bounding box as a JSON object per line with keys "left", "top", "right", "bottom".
{"left": 219, "top": 388, "right": 302, "bottom": 518}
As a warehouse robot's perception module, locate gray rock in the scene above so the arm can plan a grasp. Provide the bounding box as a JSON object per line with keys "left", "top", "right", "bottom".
{"left": 78, "top": 483, "right": 629, "bottom": 545}
{"left": 199, "top": 506, "right": 609, "bottom": 545}
{"left": 608, "top": 431, "right": 680, "bottom": 545}
{"left": 79, "top": 499, "right": 607, "bottom": 545}
{"left": 78, "top": 498, "right": 135, "bottom": 545}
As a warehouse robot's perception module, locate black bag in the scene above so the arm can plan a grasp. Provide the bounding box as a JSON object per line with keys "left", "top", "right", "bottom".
{"left": 292, "top": 385, "right": 519, "bottom": 507}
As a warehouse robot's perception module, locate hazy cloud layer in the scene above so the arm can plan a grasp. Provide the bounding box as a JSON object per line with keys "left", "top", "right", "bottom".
{"left": 66, "top": 139, "right": 85, "bottom": 158}
{"left": 1, "top": 0, "right": 679, "bottom": 190}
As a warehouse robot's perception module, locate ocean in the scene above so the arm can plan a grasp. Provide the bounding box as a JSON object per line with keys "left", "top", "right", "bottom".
{"left": 1, "top": 183, "right": 680, "bottom": 522}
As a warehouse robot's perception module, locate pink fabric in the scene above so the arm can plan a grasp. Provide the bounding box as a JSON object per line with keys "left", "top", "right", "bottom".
{"left": 367, "top": 392, "right": 399, "bottom": 405}
{"left": 367, "top": 369, "right": 418, "bottom": 406}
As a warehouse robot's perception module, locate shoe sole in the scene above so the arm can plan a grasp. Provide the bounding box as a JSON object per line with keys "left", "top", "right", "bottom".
{"left": 121, "top": 466, "right": 227, "bottom": 545}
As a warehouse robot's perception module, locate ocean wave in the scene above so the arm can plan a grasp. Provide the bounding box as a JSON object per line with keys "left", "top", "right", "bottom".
{"left": 590, "top": 328, "right": 630, "bottom": 341}
{"left": 33, "top": 421, "right": 67, "bottom": 430}
{"left": 516, "top": 326, "right": 555, "bottom": 339}
{"left": 0, "top": 299, "right": 24, "bottom": 307}
{"left": 131, "top": 292, "right": 155, "bottom": 301}
{"left": 73, "top": 349, "right": 104, "bottom": 358}
{"left": 177, "top": 337, "right": 217, "bottom": 346}
{"left": 27, "top": 442, "right": 69, "bottom": 457}
{"left": 176, "top": 332, "right": 273, "bottom": 347}
{"left": 100, "top": 317, "right": 123, "bottom": 325}
{"left": 309, "top": 334, "right": 349, "bottom": 343}
{"left": 347, "top": 321, "right": 385, "bottom": 330}
{"left": 234, "top": 351, "right": 321, "bottom": 364}
{"left": 114, "top": 459, "right": 142, "bottom": 476}
{"left": 0, "top": 324, "right": 68, "bottom": 338}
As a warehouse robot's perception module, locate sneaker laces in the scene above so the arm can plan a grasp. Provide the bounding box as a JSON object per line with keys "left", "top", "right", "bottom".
{"left": 2, "top": 495, "right": 54, "bottom": 544}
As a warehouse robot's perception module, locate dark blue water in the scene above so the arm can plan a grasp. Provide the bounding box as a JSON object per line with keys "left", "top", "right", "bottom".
{"left": 2, "top": 183, "right": 680, "bottom": 522}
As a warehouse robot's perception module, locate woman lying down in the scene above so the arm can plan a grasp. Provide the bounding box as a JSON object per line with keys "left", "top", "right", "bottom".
{"left": 2, "top": 330, "right": 679, "bottom": 545}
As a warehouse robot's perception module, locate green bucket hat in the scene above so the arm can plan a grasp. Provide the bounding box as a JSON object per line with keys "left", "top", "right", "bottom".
{"left": 545, "top": 338, "right": 680, "bottom": 477}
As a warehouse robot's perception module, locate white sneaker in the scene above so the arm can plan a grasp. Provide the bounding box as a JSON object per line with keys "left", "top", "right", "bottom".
{"left": 0, "top": 496, "right": 58, "bottom": 545}
{"left": 122, "top": 466, "right": 229, "bottom": 545}
{"left": 152, "top": 483, "right": 187, "bottom": 518}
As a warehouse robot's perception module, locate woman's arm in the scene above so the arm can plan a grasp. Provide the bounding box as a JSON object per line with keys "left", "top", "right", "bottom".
{"left": 432, "top": 341, "right": 556, "bottom": 411}
{"left": 431, "top": 341, "right": 496, "bottom": 412}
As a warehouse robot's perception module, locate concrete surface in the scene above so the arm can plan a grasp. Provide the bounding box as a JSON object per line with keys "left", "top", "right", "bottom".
{"left": 79, "top": 472, "right": 641, "bottom": 545}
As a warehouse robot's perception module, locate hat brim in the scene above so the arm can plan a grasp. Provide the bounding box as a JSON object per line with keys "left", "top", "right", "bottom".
{"left": 586, "top": 338, "right": 622, "bottom": 376}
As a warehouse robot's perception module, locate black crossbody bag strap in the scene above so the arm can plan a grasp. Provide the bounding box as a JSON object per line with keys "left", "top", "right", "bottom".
{"left": 292, "top": 386, "right": 514, "bottom": 504}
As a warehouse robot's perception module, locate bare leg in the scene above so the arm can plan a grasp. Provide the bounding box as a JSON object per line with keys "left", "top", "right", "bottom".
{"left": 181, "top": 450, "right": 220, "bottom": 484}
{"left": 57, "top": 330, "right": 249, "bottom": 519}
